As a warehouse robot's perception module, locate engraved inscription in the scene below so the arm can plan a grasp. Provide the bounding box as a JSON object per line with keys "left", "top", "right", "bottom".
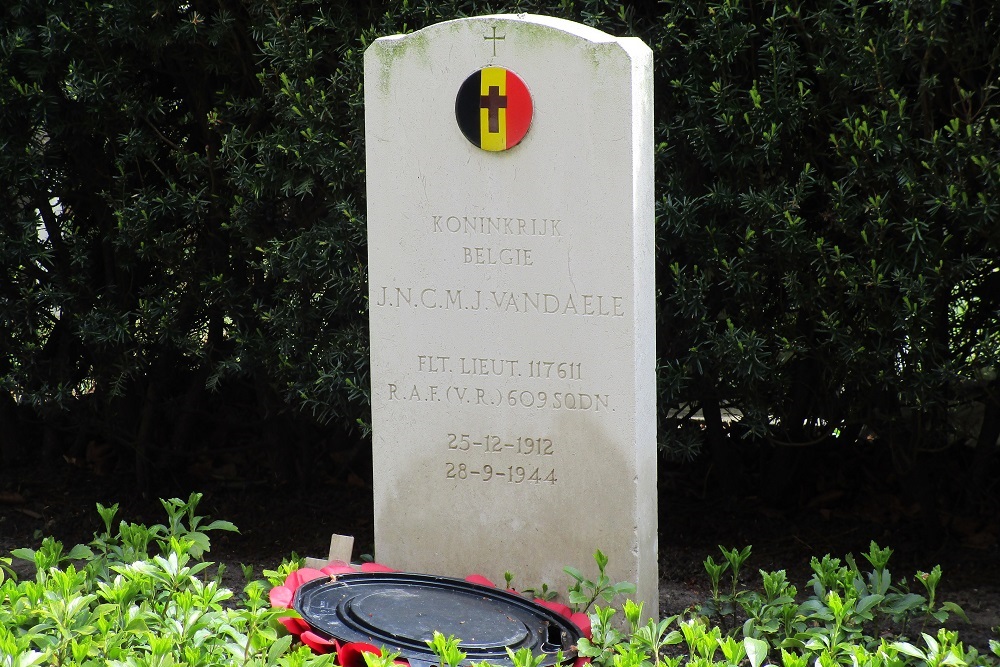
{"left": 527, "top": 361, "right": 582, "bottom": 380}
{"left": 384, "top": 384, "right": 610, "bottom": 411}
{"left": 374, "top": 287, "right": 625, "bottom": 317}
{"left": 447, "top": 433, "right": 555, "bottom": 455}
{"left": 446, "top": 462, "right": 557, "bottom": 484}
{"left": 375, "top": 287, "right": 480, "bottom": 310}
{"left": 395, "top": 356, "right": 606, "bottom": 458}
{"left": 435, "top": 215, "right": 558, "bottom": 266}
{"left": 505, "top": 389, "right": 608, "bottom": 410}
{"left": 460, "top": 357, "right": 518, "bottom": 376}
{"left": 432, "top": 215, "right": 562, "bottom": 237}
{"left": 416, "top": 355, "right": 583, "bottom": 380}
{"left": 377, "top": 204, "right": 625, "bottom": 490}
{"left": 418, "top": 355, "right": 451, "bottom": 372}
{"left": 463, "top": 247, "right": 534, "bottom": 266}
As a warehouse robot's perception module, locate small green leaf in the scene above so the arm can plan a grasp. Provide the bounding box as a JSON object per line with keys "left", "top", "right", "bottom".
{"left": 613, "top": 582, "right": 637, "bottom": 595}
{"left": 202, "top": 520, "right": 239, "bottom": 533}
{"left": 65, "top": 544, "right": 95, "bottom": 560}
{"left": 10, "top": 548, "right": 35, "bottom": 562}
{"left": 745, "top": 637, "right": 769, "bottom": 667}
{"left": 576, "top": 638, "right": 600, "bottom": 658}
{"left": 14, "top": 650, "right": 47, "bottom": 667}
{"left": 268, "top": 634, "right": 293, "bottom": 664}
{"left": 940, "top": 601, "right": 969, "bottom": 623}
{"left": 185, "top": 532, "right": 212, "bottom": 558}
{"left": 855, "top": 593, "right": 884, "bottom": 615}
{"left": 883, "top": 593, "right": 925, "bottom": 614}
{"left": 892, "top": 642, "right": 926, "bottom": 660}
{"left": 663, "top": 630, "right": 683, "bottom": 646}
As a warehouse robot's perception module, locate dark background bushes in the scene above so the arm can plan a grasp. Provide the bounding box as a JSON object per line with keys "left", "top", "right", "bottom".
{"left": 1, "top": 0, "right": 997, "bottom": 505}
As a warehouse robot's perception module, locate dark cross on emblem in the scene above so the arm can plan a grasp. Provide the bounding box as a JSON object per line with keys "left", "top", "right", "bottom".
{"left": 484, "top": 26, "right": 505, "bottom": 56}
{"left": 480, "top": 86, "right": 507, "bottom": 133}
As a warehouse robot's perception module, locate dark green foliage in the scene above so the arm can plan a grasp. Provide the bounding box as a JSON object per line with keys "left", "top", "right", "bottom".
{"left": 652, "top": 1, "right": 1000, "bottom": 466}
{"left": 0, "top": 1, "right": 375, "bottom": 481}
{"left": 1, "top": 0, "right": 997, "bottom": 484}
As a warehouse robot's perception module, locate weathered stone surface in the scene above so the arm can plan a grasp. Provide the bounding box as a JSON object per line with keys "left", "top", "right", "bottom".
{"left": 365, "top": 14, "right": 656, "bottom": 613}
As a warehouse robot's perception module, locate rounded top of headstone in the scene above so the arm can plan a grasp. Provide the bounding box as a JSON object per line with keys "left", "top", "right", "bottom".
{"left": 365, "top": 13, "right": 651, "bottom": 79}
{"left": 434, "top": 14, "right": 621, "bottom": 43}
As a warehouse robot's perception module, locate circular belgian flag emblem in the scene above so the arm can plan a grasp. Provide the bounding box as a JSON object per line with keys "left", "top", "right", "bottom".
{"left": 455, "top": 67, "right": 532, "bottom": 152}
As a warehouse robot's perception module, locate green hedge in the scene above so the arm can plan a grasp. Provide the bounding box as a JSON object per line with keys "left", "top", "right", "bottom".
{"left": 652, "top": 0, "right": 1000, "bottom": 466}
{"left": 1, "top": 0, "right": 997, "bottom": 480}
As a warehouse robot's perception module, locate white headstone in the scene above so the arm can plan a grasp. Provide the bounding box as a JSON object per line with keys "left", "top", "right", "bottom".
{"left": 365, "top": 14, "right": 656, "bottom": 613}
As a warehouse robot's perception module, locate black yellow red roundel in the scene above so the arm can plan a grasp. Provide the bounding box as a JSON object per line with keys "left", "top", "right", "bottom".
{"left": 455, "top": 67, "right": 532, "bottom": 151}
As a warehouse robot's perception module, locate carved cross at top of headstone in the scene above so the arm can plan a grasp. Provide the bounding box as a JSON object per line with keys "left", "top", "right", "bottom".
{"left": 484, "top": 26, "right": 505, "bottom": 56}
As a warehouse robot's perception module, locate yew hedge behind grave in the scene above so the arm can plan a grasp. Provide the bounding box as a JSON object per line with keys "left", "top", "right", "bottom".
{"left": 1, "top": 0, "right": 998, "bottom": 486}
{"left": 649, "top": 0, "right": 1000, "bottom": 477}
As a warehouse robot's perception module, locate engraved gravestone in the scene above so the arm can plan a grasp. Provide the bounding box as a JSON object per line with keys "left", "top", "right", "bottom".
{"left": 364, "top": 15, "right": 656, "bottom": 613}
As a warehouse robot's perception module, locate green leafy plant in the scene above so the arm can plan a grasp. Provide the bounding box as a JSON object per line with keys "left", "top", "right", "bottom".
{"left": 0, "top": 555, "right": 13, "bottom": 585}
{"left": 892, "top": 628, "right": 984, "bottom": 667}
{"left": 10, "top": 537, "right": 94, "bottom": 579}
{"left": 678, "top": 616, "right": 723, "bottom": 663}
{"left": 2, "top": 500, "right": 991, "bottom": 667}
{"left": 363, "top": 646, "right": 402, "bottom": 667}
{"left": 694, "top": 541, "right": 970, "bottom": 663}
{"left": 158, "top": 493, "right": 239, "bottom": 559}
{"left": 738, "top": 568, "right": 801, "bottom": 640}
{"left": 522, "top": 581, "right": 559, "bottom": 601}
{"left": 797, "top": 542, "right": 968, "bottom": 643}
{"left": 566, "top": 549, "right": 637, "bottom": 614}
{"left": 574, "top": 543, "right": 988, "bottom": 667}
{"left": 914, "top": 566, "right": 969, "bottom": 629}
{"left": 578, "top": 606, "right": 628, "bottom": 666}
{"left": 609, "top": 643, "right": 652, "bottom": 667}
{"left": 507, "top": 646, "right": 556, "bottom": 667}
{"left": 427, "top": 631, "right": 466, "bottom": 667}
{"left": 264, "top": 554, "right": 307, "bottom": 588}
{"left": 630, "top": 615, "right": 683, "bottom": 667}
{"left": 699, "top": 546, "right": 753, "bottom": 627}
{"left": 2, "top": 498, "right": 330, "bottom": 667}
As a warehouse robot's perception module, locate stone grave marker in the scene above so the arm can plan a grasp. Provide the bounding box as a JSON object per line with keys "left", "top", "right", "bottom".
{"left": 365, "top": 14, "right": 656, "bottom": 613}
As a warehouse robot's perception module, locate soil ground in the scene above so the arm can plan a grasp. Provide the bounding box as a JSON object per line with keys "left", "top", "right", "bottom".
{"left": 2, "top": 454, "right": 998, "bottom": 654}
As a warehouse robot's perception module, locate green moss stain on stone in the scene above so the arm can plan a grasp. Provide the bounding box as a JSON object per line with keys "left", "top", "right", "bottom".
{"left": 502, "top": 20, "right": 587, "bottom": 50}
{"left": 370, "top": 30, "right": 431, "bottom": 97}
{"left": 368, "top": 17, "right": 633, "bottom": 99}
{"left": 494, "top": 19, "right": 627, "bottom": 76}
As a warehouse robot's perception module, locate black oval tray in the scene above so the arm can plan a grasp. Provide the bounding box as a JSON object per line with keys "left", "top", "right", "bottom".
{"left": 293, "top": 571, "right": 581, "bottom": 667}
